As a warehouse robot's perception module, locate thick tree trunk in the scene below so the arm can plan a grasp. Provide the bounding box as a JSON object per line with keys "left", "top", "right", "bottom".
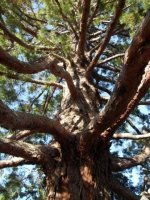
{"left": 45, "top": 141, "right": 111, "bottom": 200}
{"left": 43, "top": 62, "right": 112, "bottom": 199}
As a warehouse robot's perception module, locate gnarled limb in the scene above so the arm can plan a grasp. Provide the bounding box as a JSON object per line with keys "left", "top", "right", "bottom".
{"left": 0, "top": 47, "right": 55, "bottom": 74}
{"left": 49, "top": 62, "right": 78, "bottom": 99}
{"left": 0, "top": 138, "right": 49, "bottom": 163}
{"left": 0, "top": 100, "right": 72, "bottom": 146}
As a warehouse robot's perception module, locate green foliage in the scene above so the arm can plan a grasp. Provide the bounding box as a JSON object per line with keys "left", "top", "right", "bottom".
{"left": 0, "top": 165, "right": 46, "bottom": 199}
{"left": 0, "top": 0, "right": 150, "bottom": 199}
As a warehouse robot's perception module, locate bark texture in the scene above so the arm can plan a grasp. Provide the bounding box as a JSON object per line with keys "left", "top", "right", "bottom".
{"left": 1, "top": 2, "right": 150, "bottom": 200}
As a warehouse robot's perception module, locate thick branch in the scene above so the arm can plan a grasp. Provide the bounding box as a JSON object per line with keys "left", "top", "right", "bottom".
{"left": 86, "top": 0, "right": 125, "bottom": 78}
{"left": 108, "top": 176, "right": 139, "bottom": 200}
{"left": 0, "top": 100, "right": 72, "bottom": 146}
{"left": 49, "top": 62, "right": 78, "bottom": 99}
{"left": 101, "top": 62, "right": 150, "bottom": 141}
{"left": 80, "top": 11, "right": 150, "bottom": 149}
{"left": 0, "top": 47, "right": 55, "bottom": 74}
{"left": 0, "top": 138, "right": 49, "bottom": 163}
{"left": 77, "top": 0, "right": 91, "bottom": 58}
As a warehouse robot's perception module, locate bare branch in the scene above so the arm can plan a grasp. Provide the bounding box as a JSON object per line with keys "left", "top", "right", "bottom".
{"left": 93, "top": 83, "right": 112, "bottom": 95}
{"left": 0, "top": 47, "right": 55, "bottom": 74}
{"left": 139, "top": 101, "right": 150, "bottom": 105}
{"left": 92, "top": 70, "right": 116, "bottom": 84}
{"left": 42, "top": 83, "right": 62, "bottom": 116}
{"left": 108, "top": 176, "right": 140, "bottom": 200}
{"left": 0, "top": 138, "right": 49, "bottom": 163}
{"left": 21, "top": 23, "right": 37, "bottom": 38}
{"left": 97, "top": 64, "right": 120, "bottom": 73}
{"left": 0, "top": 70, "right": 63, "bottom": 89}
{"left": 77, "top": 0, "right": 91, "bottom": 58}
{"left": 0, "top": 157, "right": 31, "bottom": 169}
{"left": 86, "top": 0, "right": 125, "bottom": 78}
{"left": 113, "top": 133, "right": 150, "bottom": 140}
{"left": 97, "top": 53, "right": 125, "bottom": 65}
{"left": 87, "top": 1, "right": 100, "bottom": 28}
{"left": 0, "top": 100, "right": 72, "bottom": 145}
{"left": 7, "top": 130, "right": 36, "bottom": 140}
{"left": 49, "top": 62, "right": 78, "bottom": 99}
{"left": 111, "top": 139, "right": 150, "bottom": 171}
{"left": 126, "top": 118, "right": 141, "bottom": 134}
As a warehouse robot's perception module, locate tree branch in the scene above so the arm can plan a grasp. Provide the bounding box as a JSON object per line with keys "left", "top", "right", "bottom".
{"left": 0, "top": 47, "right": 55, "bottom": 74}
{"left": 92, "top": 70, "right": 116, "bottom": 84}
{"left": 93, "top": 83, "right": 112, "bottom": 95}
{"left": 49, "top": 62, "right": 78, "bottom": 99}
{"left": 77, "top": 0, "right": 91, "bottom": 58}
{"left": 7, "top": 130, "right": 36, "bottom": 140}
{"left": 108, "top": 176, "right": 140, "bottom": 200}
{"left": 126, "top": 118, "right": 141, "bottom": 134}
{"left": 86, "top": 0, "right": 125, "bottom": 78}
{"left": 54, "top": 0, "right": 78, "bottom": 39}
{"left": 87, "top": 1, "right": 100, "bottom": 28}
{"left": 0, "top": 138, "right": 49, "bottom": 163}
{"left": 139, "top": 101, "right": 150, "bottom": 105}
{"left": 0, "top": 157, "right": 31, "bottom": 169}
{"left": 0, "top": 70, "right": 63, "bottom": 89}
{"left": 97, "top": 64, "right": 120, "bottom": 73}
{"left": 113, "top": 133, "right": 150, "bottom": 140}
{"left": 101, "top": 61, "right": 150, "bottom": 141}
{"left": 97, "top": 53, "right": 125, "bottom": 66}
{"left": 0, "top": 22, "right": 34, "bottom": 50}
{"left": 111, "top": 139, "right": 150, "bottom": 171}
{"left": 80, "top": 11, "right": 150, "bottom": 149}
{"left": 0, "top": 100, "right": 72, "bottom": 146}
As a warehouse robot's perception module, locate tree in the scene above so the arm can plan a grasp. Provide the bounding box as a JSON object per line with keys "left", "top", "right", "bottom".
{"left": 0, "top": 0, "right": 150, "bottom": 199}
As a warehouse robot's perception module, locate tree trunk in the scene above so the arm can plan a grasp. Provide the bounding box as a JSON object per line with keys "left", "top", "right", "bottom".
{"left": 45, "top": 140, "right": 111, "bottom": 200}
{"left": 44, "top": 62, "right": 112, "bottom": 199}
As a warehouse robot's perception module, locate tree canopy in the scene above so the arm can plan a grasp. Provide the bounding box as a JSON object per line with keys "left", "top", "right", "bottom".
{"left": 0, "top": 0, "right": 150, "bottom": 199}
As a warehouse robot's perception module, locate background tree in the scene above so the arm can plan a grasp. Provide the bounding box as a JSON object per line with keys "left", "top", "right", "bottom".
{"left": 0, "top": 0, "right": 150, "bottom": 199}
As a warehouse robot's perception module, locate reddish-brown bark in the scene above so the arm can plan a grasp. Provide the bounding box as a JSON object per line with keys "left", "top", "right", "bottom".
{"left": 0, "top": 2, "right": 150, "bottom": 200}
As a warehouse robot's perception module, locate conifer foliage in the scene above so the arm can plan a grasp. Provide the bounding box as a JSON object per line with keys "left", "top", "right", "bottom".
{"left": 0, "top": 0, "right": 150, "bottom": 199}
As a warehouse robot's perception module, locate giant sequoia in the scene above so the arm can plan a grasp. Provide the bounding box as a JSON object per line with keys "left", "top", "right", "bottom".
{"left": 0, "top": 0, "right": 150, "bottom": 199}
